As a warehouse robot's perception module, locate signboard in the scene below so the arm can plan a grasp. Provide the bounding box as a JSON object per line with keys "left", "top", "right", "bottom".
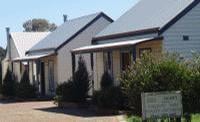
{"left": 141, "top": 91, "right": 183, "bottom": 120}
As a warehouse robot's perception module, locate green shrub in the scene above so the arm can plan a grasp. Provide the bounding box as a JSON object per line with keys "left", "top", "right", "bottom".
{"left": 16, "top": 70, "right": 37, "bottom": 99}
{"left": 100, "top": 71, "right": 113, "bottom": 90}
{"left": 0, "top": 83, "right": 2, "bottom": 94}
{"left": 184, "top": 55, "right": 200, "bottom": 113}
{"left": 73, "top": 56, "right": 91, "bottom": 102}
{"left": 55, "top": 79, "right": 75, "bottom": 102}
{"left": 2, "top": 69, "right": 16, "bottom": 97}
{"left": 0, "top": 66, "right": 2, "bottom": 94}
{"left": 93, "top": 86, "right": 126, "bottom": 109}
{"left": 55, "top": 56, "right": 91, "bottom": 103}
{"left": 120, "top": 53, "right": 198, "bottom": 114}
{"left": 0, "top": 80, "right": 2, "bottom": 94}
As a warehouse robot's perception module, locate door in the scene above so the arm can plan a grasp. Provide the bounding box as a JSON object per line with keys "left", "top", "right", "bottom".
{"left": 40, "top": 62, "right": 46, "bottom": 95}
{"left": 121, "top": 52, "right": 131, "bottom": 71}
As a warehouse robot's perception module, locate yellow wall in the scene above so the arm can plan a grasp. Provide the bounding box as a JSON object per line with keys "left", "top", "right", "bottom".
{"left": 136, "top": 40, "right": 162, "bottom": 59}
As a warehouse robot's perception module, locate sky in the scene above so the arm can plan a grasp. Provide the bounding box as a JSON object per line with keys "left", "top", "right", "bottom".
{"left": 0, "top": 0, "right": 139, "bottom": 48}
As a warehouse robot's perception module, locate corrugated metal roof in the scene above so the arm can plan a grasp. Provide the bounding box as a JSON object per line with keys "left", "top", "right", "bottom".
{"left": 11, "top": 32, "right": 50, "bottom": 58}
{"left": 29, "top": 12, "right": 105, "bottom": 53}
{"left": 72, "top": 37, "right": 162, "bottom": 54}
{"left": 96, "top": 0, "right": 194, "bottom": 38}
{"left": 12, "top": 52, "right": 54, "bottom": 62}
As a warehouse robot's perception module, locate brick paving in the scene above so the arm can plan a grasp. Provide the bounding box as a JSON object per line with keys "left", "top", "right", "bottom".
{"left": 0, "top": 101, "right": 122, "bottom": 122}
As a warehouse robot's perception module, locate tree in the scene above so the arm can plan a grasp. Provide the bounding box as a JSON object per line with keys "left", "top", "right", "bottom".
{"left": 0, "top": 47, "right": 5, "bottom": 59}
{"left": 23, "top": 19, "right": 57, "bottom": 32}
{"left": 73, "top": 56, "right": 91, "bottom": 102}
{"left": 55, "top": 56, "right": 91, "bottom": 103}
{"left": 100, "top": 71, "right": 113, "bottom": 90}
{"left": 0, "top": 46, "right": 6, "bottom": 87}
{"left": 16, "top": 70, "right": 37, "bottom": 99}
{"left": 2, "top": 69, "right": 16, "bottom": 97}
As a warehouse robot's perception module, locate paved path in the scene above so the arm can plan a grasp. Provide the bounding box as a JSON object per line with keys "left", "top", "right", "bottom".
{"left": 0, "top": 101, "right": 123, "bottom": 122}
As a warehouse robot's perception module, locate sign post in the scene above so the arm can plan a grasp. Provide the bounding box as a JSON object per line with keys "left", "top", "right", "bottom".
{"left": 141, "top": 91, "right": 182, "bottom": 121}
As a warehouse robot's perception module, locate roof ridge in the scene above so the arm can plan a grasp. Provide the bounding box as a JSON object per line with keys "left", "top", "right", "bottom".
{"left": 11, "top": 32, "right": 50, "bottom": 34}
{"left": 66, "top": 12, "right": 102, "bottom": 22}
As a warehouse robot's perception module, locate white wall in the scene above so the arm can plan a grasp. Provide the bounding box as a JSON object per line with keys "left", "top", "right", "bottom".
{"left": 2, "top": 38, "right": 22, "bottom": 81}
{"left": 57, "top": 17, "right": 112, "bottom": 84}
{"left": 162, "top": 3, "right": 200, "bottom": 59}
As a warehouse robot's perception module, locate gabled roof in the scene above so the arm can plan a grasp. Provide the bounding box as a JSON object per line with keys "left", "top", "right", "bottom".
{"left": 10, "top": 32, "right": 49, "bottom": 58}
{"left": 95, "top": 0, "right": 198, "bottom": 40}
{"left": 28, "top": 12, "right": 113, "bottom": 54}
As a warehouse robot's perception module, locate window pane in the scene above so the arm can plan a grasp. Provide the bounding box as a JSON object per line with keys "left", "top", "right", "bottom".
{"left": 121, "top": 52, "right": 131, "bottom": 71}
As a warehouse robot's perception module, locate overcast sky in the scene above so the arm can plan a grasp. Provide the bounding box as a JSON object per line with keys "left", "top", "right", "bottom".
{"left": 0, "top": 0, "right": 139, "bottom": 48}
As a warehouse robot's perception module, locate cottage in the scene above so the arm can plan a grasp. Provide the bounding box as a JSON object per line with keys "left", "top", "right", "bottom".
{"left": 2, "top": 29, "right": 49, "bottom": 83}
{"left": 15, "top": 12, "right": 113, "bottom": 96}
{"left": 72, "top": 0, "right": 200, "bottom": 90}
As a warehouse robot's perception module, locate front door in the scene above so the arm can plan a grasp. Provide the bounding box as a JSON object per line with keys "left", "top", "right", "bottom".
{"left": 121, "top": 52, "right": 131, "bottom": 71}
{"left": 40, "top": 62, "right": 46, "bottom": 95}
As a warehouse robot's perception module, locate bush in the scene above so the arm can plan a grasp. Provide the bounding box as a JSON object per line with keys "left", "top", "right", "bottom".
{"left": 100, "top": 71, "right": 113, "bottom": 90}
{"left": 93, "top": 86, "right": 125, "bottom": 109}
{"left": 184, "top": 54, "right": 200, "bottom": 113}
{"left": 120, "top": 53, "right": 199, "bottom": 114}
{"left": 55, "top": 79, "right": 75, "bottom": 102}
{"left": 55, "top": 56, "right": 91, "bottom": 103}
{"left": 0, "top": 63, "right": 2, "bottom": 93}
{"left": 0, "top": 82, "right": 2, "bottom": 94}
{"left": 0, "top": 81, "right": 2, "bottom": 94}
{"left": 16, "top": 70, "right": 37, "bottom": 99}
{"left": 73, "top": 56, "right": 91, "bottom": 102}
{"left": 92, "top": 69, "right": 125, "bottom": 109}
{"left": 2, "top": 69, "right": 16, "bottom": 97}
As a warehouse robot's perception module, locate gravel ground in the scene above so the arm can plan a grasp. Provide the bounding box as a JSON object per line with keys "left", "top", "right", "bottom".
{"left": 0, "top": 101, "right": 121, "bottom": 122}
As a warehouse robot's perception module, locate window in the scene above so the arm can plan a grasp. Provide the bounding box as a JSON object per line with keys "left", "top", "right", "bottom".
{"left": 121, "top": 52, "right": 131, "bottom": 71}
{"left": 103, "top": 51, "right": 113, "bottom": 74}
{"left": 139, "top": 48, "right": 152, "bottom": 57}
{"left": 183, "top": 35, "right": 189, "bottom": 41}
{"left": 11, "top": 62, "right": 14, "bottom": 73}
{"left": 20, "top": 62, "right": 22, "bottom": 74}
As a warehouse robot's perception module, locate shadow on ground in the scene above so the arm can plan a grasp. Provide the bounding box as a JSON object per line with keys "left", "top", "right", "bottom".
{"left": 0, "top": 97, "right": 53, "bottom": 104}
{"left": 35, "top": 107, "right": 119, "bottom": 117}
{"left": 0, "top": 100, "right": 18, "bottom": 104}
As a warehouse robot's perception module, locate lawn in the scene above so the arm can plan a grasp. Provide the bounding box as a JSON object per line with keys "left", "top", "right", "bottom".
{"left": 126, "top": 114, "right": 200, "bottom": 122}
{"left": 192, "top": 114, "right": 200, "bottom": 122}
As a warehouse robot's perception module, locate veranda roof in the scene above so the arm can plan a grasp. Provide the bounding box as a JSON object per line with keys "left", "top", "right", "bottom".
{"left": 12, "top": 53, "right": 55, "bottom": 62}
{"left": 72, "top": 37, "right": 163, "bottom": 54}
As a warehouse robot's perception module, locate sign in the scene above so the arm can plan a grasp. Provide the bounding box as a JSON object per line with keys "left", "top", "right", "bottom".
{"left": 141, "top": 91, "right": 183, "bottom": 120}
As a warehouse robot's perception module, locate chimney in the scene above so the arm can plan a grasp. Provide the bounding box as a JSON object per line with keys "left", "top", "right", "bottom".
{"left": 6, "top": 27, "right": 11, "bottom": 60}
{"left": 63, "top": 14, "right": 68, "bottom": 23}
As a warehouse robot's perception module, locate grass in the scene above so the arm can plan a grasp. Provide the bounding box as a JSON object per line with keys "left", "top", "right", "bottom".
{"left": 191, "top": 114, "right": 200, "bottom": 122}
{"left": 126, "top": 114, "right": 200, "bottom": 122}
{"left": 126, "top": 115, "right": 141, "bottom": 122}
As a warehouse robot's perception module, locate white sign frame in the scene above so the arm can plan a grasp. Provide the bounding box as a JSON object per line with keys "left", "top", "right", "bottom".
{"left": 141, "top": 91, "right": 183, "bottom": 120}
